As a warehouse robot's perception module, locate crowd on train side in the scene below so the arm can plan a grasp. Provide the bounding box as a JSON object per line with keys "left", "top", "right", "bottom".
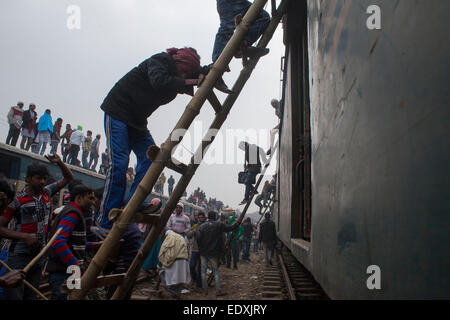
{"left": 5, "top": 101, "right": 109, "bottom": 174}
{"left": 0, "top": 156, "right": 277, "bottom": 300}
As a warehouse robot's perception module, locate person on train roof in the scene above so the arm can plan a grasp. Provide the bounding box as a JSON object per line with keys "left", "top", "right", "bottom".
{"left": 96, "top": 47, "right": 203, "bottom": 276}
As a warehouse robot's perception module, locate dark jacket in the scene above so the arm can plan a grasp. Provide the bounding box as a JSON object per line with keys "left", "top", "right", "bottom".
{"left": 259, "top": 219, "right": 277, "bottom": 245}
{"left": 100, "top": 52, "right": 188, "bottom": 131}
{"left": 242, "top": 222, "right": 253, "bottom": 239}
{"left": 197, "top": 220, "right": 236, "bottom": 257}
{"left": 21, "top": 109, "right": 36, "bottom": 131}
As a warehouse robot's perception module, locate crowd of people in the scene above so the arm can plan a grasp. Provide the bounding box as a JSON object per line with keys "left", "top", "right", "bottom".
{"left": 5, "top": 102, "right": 109, "bottom": 174}
{"left": 0, "top": 156, "right": 277, "bottom": 300}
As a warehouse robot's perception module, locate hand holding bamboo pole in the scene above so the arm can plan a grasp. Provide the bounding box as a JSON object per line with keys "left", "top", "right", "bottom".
{"left": 0, "top": 260, "right": 48, "bottom": 300}
{"left": 23, "top": 227, "right": 62, "bottom": 274}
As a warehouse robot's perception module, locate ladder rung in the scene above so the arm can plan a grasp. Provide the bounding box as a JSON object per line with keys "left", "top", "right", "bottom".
{"left": 146, "top": 145, "right": 188, "bottom": 175}
{"left": 207, "top": 91, "right": 223, "bottom": 113}
{"left": 134, "top": 212, "right": 161, "bottom": 225}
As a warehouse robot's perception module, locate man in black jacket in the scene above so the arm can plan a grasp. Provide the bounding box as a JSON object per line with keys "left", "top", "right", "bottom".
{"left": 96, "top": 47, "right": 203, "bottom": 275}
{"left": 259, "top": 212, "right": 277, "bottom": 266}
{"left": 197, "top": 211, "right": 239, "bottom": 296}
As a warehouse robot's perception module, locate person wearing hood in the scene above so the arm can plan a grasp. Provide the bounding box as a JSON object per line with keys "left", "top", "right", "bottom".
{"left": 6, "top": 101, "right": 24, "bottom": 147}
{"left": 68, "top": 125, "right": 85, "bottom": 166}
{"left": 167, "top": 203, "right": 191, "bottom": 240}
{"left": 95, "top": 47, "right": 203, "bottom": 278}
{"left": 34, "top": 109, "right": 53, "bottom": 155}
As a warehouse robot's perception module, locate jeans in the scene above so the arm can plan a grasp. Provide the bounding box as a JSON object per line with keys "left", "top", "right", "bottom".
{"left": 6, "top": 125, "right": 21, "bottom": 146}
{"left": 3, "top": 252, "right": 44, "bottom": 300}
{"left": 81, "top": 150, "right": 89, "bottom": 169}
{"left": 89, "top": 154, "right": 99, "bottom": 171}
{"left": 242, "top": 237, "right": 252, "bottom": 260}
{"left": 189, "top": 251, "right": 202, "bottom": 288}
{"left": 201, "top": 255, "right": 220, "bottom": 291}
{"left": 37, "top": 141, "right": 47, "bottom": 155}
{"left": 212, "top": 0, "right": 271, "bottom": 62}
{"left": 244, "top": 171, "right": 258, "bottom": 200}
{"left": 69, "top": 144, "right": 80, "bottom": 165}
{"left": 49, "top": 272, "right": 69, "bottom": 300}
{"left": 226, "top": 241, "right": 239, "bottom": 268}
{"left": 253, "top": 239, "right": 259, "bottom": 252}
{"left": 97, "top": 114, "right": 155, "bottom": 229}
{"left": 263, "top": 242, "right": 273, "bottom": 264}
{"left": 50, "top": 140, "right": 59, "bottom": 154}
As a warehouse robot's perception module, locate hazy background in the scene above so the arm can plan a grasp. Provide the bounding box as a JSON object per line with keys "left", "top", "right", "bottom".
{"left": 0, "top": 0, "right": 284, "bottom": 211}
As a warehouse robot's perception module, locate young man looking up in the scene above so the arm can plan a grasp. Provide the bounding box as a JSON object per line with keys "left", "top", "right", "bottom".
{"left": 47, "top": 184, "right": 102, "bottom": 300}
{"left": 0, "top": 154, "right": 73, "bottom": 300}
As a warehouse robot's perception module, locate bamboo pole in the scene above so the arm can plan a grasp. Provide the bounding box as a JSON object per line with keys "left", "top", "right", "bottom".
{"left": 111, "top": 0, "right": 287, "bottom": 300}
{"left": 23, "top": 228, "right": 62, "bottom": 274}
{"left": 71, "top": 0, "right": 272, "bottom": 300}
{"left": 0, "top": 260, "right": 48, "bottom": 300}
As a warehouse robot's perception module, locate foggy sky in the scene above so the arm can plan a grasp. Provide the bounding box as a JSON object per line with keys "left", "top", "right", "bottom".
{"left": 0, "top": 0, "right": 284, "bottom": 211}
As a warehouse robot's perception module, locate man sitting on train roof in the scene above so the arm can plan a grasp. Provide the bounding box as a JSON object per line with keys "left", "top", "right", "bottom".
{"left": 95, "top": 47, "right": 204, "bottom": 279}
{"left": 0, "top": 154, "right": 73, "bottom": 300}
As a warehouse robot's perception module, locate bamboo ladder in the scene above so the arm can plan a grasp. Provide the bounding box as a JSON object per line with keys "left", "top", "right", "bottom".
{"left": 70, "top": 0, "right": 288, "bottom": 300}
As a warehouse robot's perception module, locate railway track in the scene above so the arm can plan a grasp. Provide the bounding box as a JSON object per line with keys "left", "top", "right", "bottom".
{"left": 261, "top": 246, "right": 329, "bottom": 300}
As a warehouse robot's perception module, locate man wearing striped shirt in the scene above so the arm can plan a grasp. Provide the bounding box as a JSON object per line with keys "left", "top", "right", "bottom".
{"left": 47, "top": 184, "right": 102, "bottom": 300}
{"left": 167, "top": 203, "right": 191, "bottom": 239}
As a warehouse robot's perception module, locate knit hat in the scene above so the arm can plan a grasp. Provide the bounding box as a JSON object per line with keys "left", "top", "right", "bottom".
{"left": 77, "top": 125, "right": 83, "bottom": 131}
{"left": 166, "top": 47, "right": 201, "bottom": 77}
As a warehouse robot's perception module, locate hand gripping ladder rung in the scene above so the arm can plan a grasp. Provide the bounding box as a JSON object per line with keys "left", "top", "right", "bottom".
{"left": 70, "top": 0, "right": 288, "bottom": 300}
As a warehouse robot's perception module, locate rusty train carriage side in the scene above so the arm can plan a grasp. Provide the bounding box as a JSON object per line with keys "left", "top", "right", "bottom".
{"left": 276, "top": 0, "right": 450, "bottom": 299}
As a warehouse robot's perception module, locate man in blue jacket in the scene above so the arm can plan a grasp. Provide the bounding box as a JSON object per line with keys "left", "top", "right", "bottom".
{"left": 96, "top": 47, "right": 203, "bottom": 276}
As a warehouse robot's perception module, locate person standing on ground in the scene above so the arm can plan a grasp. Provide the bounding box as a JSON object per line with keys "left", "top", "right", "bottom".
{"left": 158, "top": 172, "right": 166, "bottom": 195}
{"left": 226, "top": 215, "right": 243, "bottom": 270}
{"left": 20, "top": 104, "right": 38, "bottom": 151}
{"left": 34, "top": 109, "right": 53, "bottom": 156}
{"left": 167, "top": 175, "right": 175, "bottom": 196}
{"left": 167, "top": 203, "right": 191, "bottom": 240}
{"left": 259, "top": 212, "right": 277, "bottom": 266}
{"left": 187, "top": 211, "right": 206, "bottom": 290}
{"left": 68, "top": 125, "right": 85, "bottom": 166}
{"left": 89, "top": 134, "right": 101, "bottom": 171}
{"left": 197, "top": 211, "right": 239, "bottom": 297}
{"left": 50, "top": 118, "right": 63, "bottom": 155}
{"left": 6, "top": 102, "right": 24, "bottom": 147}
{"left": 0, "top": 155, "right": 73, "bottom": 300}
{"left": 82, "top": 130, "right": 93, "bottom": 169}
{"left": 47, "top": 184, "right": 101, "bottom": 300}
{"left": 158, "top": 230, "right": 191, "bottom": 299}
{"left": 241, "top": 217, "right": 253, "bottom": 262}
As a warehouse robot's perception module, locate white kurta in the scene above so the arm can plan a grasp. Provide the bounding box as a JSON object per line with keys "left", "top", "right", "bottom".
{"left": 163, "top": 259, "right": 191, "bottom": 286}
